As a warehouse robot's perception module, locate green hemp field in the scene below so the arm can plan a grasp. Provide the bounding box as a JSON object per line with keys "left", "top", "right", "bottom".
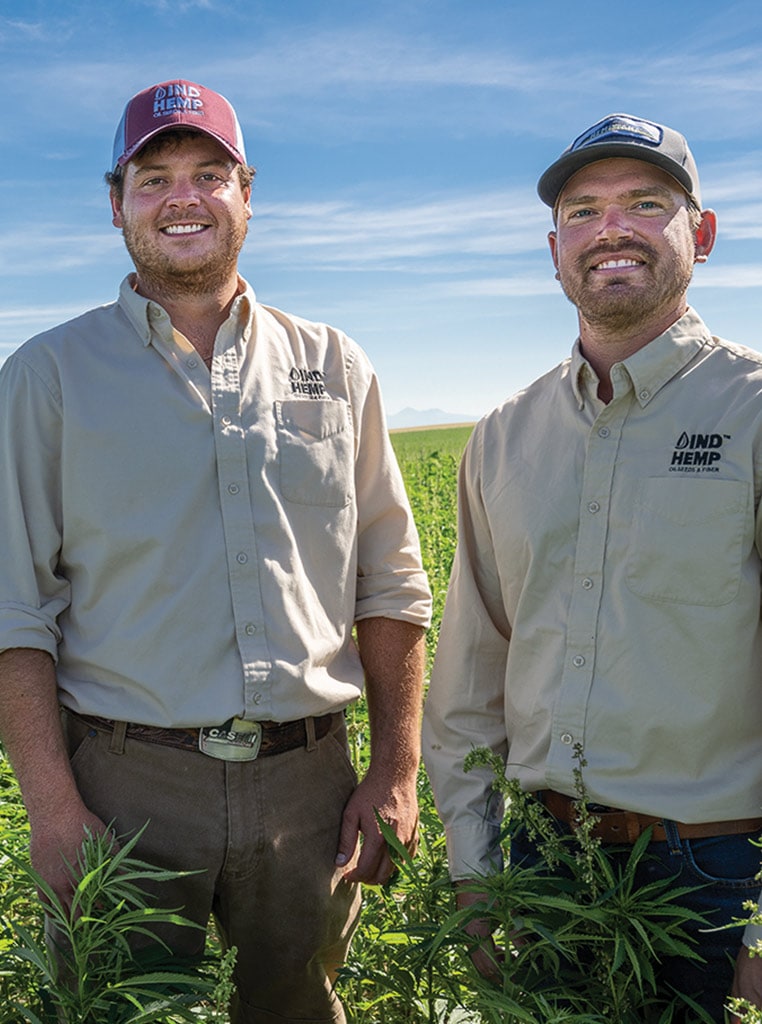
{"left": 1, "top": 424, "right": 759, "bottom": 1023}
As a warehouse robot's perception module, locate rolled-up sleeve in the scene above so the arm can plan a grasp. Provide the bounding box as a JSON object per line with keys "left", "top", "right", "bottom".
{"left": 0, "top": 354, "right": 70, "bottom": 659}
{"left": 352, "top": 361, "right": 432, "bottom": 628}
{"left": 422, "top": 421, "right": 510, "bottom": 879}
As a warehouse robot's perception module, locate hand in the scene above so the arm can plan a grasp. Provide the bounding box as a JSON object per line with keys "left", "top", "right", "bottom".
{"left": 335, "top": 768, "right": 418, "bottom": 885}
{"left": 29, "top": 805, "right": 115, "bottom": 911}
{"left": 456, "top": 886, "right": 504, "bottom": 982}
{"left": 730, "top": 945, "right": 762, "bottom": 1021}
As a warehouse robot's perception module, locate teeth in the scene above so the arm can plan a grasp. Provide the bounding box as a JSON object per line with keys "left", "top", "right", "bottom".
{"left": 163, "top": 224, "right": 206, "bottom": 235}
{"left": 596, "top": 258, "right": 642, "bottom": 269}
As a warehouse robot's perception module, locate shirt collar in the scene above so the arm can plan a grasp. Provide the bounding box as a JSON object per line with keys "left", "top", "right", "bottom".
{"left": 569, "top": 307, "right": 712, "bottom": 409}
{"left": 117, "top": 274, "right": 256, "bottom": 348}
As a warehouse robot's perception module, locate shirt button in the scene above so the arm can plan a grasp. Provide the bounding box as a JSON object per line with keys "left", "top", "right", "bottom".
{"left": 245, "top": 623, "right": 257, "bottom": 635}
{"left": 639, "top": 389, "right": 651, "bottom": 401}
{"left": 582, "top": 578, "right": 594, "bottom": 590}
{"left": 236, "top": 552, "right": 248, "bottom": 564}
{"left": 572, "top": 655, "right": 585, "bottom": 668}
{"left": 221, "top": 415, "right": 232, "bottom": 427}
{"left": 253, "top": 693, "right": 263, "bottom": 705}
{"left": 187, "top": 357, "right": 198, "bottom": 368}
{"left": 598, "top": 427, "right": 610, "bottom": 439}
{"left": 560, "top": 732, "right": 574, "bottom": 745}
{"left": 587, "top": 501, "right": 600, "bottom": 514}
{"left": 228, "top": 483, "right": 240, "bottom": 495}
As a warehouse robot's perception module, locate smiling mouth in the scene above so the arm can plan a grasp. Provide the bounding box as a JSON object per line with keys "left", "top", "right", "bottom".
{"left": 592, "top": 257, "right": 645, "bottom": 271}
{"left": 161, "top": 224, "right": 209, "bottom": 236}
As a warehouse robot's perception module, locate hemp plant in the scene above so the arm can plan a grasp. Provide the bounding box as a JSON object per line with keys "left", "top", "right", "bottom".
{"left": 453, "top": 745, "right": 716, "bottom": 1023}
{"left": 342, "top": 747, "right": 718, "bottom": 1024}
{"left": 0, "top": 822, "right": 221, "bottom": 1024}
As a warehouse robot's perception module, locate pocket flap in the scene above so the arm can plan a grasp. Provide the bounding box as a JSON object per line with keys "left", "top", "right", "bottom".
{"left": 277, "top": 399, "right": 348, "bottom": 440}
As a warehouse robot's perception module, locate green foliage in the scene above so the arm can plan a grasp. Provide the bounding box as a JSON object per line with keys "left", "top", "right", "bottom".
{"left": 339, "top": 744, "right": 729, "bottom": 1023}
{"left": 2, "top": 425, "right": 759, "bottom": 1022}
{"left": 391, "top": 425, "right": 471, "bottom": 662}
{"left": 337, "top": 776, "right": 475, "bottom": 1023}
{"left": 457, "top": 747, "right": 714, "bottom": 1023}
{"left": 0, "top": 815, "right": 233, "bottom": 1023}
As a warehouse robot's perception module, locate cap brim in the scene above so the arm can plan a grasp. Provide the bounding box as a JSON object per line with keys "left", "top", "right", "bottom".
{"left": 537, "top": 143, "right": 695, "bottom": 208}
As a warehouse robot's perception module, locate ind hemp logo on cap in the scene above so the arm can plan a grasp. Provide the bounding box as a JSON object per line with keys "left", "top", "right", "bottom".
{"left": 112, "top": 79, "right": 247, "bottom": 170}
{"left": 152, "top": 82, "right": 205, "bottom": 117}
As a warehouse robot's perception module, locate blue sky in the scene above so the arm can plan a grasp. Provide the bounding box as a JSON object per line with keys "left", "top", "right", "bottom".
{"left": 2, "top": 0, "right": 762, "bottom": 422}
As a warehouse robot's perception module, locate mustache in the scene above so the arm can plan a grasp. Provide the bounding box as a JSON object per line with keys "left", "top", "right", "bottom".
{"left": 577, "top": 241, "right": 658, "bottom": 272}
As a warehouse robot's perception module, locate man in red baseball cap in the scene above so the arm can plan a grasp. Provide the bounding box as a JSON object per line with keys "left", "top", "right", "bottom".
{"left": 111, "top": 80, "right": 248, "bottom": 168}
{"left": 0, "top": 79, "right": 431, "bottom": 1023}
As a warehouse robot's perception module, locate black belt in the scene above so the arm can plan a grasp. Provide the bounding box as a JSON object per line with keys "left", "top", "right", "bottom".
{"left": 542, "top": 790, "right": 762, "bottom": 844}
{"left": 65, "top": 707, "right": 337, "bottom": 756}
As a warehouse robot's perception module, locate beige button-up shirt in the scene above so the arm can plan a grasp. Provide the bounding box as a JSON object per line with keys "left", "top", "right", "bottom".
{"left": 0, "top": 276, "right": 431, "bottom": 727}
{"left": 423, "top": 308, "right": 762, "bottom": 881}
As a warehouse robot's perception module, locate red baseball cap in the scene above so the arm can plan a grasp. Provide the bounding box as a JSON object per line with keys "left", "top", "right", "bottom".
{"left": 112, "top": 80, "right": 247, "bottom": 171}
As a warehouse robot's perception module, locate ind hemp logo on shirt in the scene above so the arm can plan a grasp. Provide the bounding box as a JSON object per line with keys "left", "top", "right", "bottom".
{"left": 289, "top": 367, "right": 327, "bottom": 398}
{"left": 669, "top": 431, "right": 730, "bottom": 473}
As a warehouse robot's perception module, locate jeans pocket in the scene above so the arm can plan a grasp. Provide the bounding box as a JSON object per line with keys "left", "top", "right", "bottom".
{"left": 682, "top": 832, "right": 762, "bottom": 889}
{"left": 62, "top": 710, "right": 99, "bottom": 764}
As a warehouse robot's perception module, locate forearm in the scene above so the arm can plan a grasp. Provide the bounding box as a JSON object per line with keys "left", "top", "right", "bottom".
{"left": 335, "top": 617, "right": 426, "bottom": 883}
{"left": 355, "top": 616, "right": 426, "bottom": 779}
{"left": 0, "top": 648, "right": 108, "bottom": 902}
{"left": 0, "top": 648, "right": 84, "bottom": 821}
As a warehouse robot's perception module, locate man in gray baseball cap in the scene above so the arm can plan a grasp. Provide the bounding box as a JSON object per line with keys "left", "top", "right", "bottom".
{"left": 537, "top": 112, "right": 701, "bottom": 209}
{"left": 424, "top": 112, "right": 762, "bottom": 1021}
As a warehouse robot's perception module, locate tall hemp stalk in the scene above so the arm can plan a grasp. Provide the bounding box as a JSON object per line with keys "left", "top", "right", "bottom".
{"left": 0, "top": 820, "right": 234, "bottom": 1024}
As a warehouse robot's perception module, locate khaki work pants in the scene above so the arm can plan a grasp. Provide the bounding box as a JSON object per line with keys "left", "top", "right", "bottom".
{"left": 63, "top": 710, "right": 362, "bottom": 1023}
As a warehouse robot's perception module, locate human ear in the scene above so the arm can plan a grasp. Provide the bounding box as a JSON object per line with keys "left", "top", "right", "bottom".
{"left": 694, "top": 209, "right": 717, "bottom": 263}
{"left": 110, "top": 191, "right": 124, "bottom": 229}
{"left": 548, "top": 231, "right": 559, "bottom": 272}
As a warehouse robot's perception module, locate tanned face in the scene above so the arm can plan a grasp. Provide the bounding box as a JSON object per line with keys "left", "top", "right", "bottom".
{"left": 110, "top": 133, "right": 252, "bottom": 300}
{"left": 548, "top": 158, "right": 713, "bottom": 339}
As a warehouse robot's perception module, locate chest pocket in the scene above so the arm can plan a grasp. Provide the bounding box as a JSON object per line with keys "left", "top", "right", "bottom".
{"left": 275, "top": 399, "right": 354, "bottom": 507}
{"left": 625, "top": 477, "right": 750, "bottom": 606}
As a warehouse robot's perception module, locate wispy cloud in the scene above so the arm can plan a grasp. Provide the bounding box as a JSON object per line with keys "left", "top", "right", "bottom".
{"left": 6, "top": 23, "right": 762, "bottom": 146}
{"left": 135, "top": 0, "right": 217, "bottom": 9}
{"left": 0, "top": 188, "right": 549, "bottom": 280}
{"left": 0, "top": 303, "right": 97, "bottom": 325}
{"left": 0, "top": 18, "right": 53, "bottom": 43}
{"left": 0, "top": 227, "right": 124, "bottom": 276}
{"left": 3, "top": 171, "right": 760, "bottom": 290}
{"left": 250, "top": 188, "right": 549, "bottom": 269}
{"left": 442, "top": 274, "right": 557, "bottom": 297}
{"left": 692, "top": 264, "right": 762, "bottom": 288}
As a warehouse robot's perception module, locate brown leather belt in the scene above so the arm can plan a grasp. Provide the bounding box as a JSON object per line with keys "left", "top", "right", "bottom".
{"left": 67, "top": 708, "right": 337, "bottom": 756}
{"left": 542, "top": 790, "right": 762, "bottom": 844}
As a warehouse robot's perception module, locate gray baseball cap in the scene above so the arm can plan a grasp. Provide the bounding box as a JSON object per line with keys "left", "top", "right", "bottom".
{"left": 537, "top": 113, "right": 701, "bottom": 209}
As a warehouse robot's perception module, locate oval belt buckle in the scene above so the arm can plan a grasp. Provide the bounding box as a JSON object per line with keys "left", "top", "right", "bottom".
{"left": 199, "top": 718, "right": 263, "bottom": 761}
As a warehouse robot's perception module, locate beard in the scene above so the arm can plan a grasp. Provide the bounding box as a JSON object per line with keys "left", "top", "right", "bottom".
{"left": 120, "top": 215, "right": 248, "bottom": 300}
{"left": 557, "top": 241, "right": 695, "bottom": 335}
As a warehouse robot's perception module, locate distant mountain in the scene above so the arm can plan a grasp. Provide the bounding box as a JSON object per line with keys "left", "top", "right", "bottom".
{"left": 387, "top": 407, "right": 477, "bottom": 430}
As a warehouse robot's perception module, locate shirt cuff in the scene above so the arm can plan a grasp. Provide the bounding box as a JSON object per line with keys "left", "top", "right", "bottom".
{"left": 445, "top": 822, "right": 504, "bottom": 881}
{"left": 743, "top": 917, "right": 762, "bottom": 949}
{"left": 0, "top": 604, "right": 61, "bottom": 659}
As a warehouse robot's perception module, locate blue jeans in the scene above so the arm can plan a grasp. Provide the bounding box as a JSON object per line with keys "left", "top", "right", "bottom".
{"left": 510, "top": 820, "right": 761, "bottom": 1022}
